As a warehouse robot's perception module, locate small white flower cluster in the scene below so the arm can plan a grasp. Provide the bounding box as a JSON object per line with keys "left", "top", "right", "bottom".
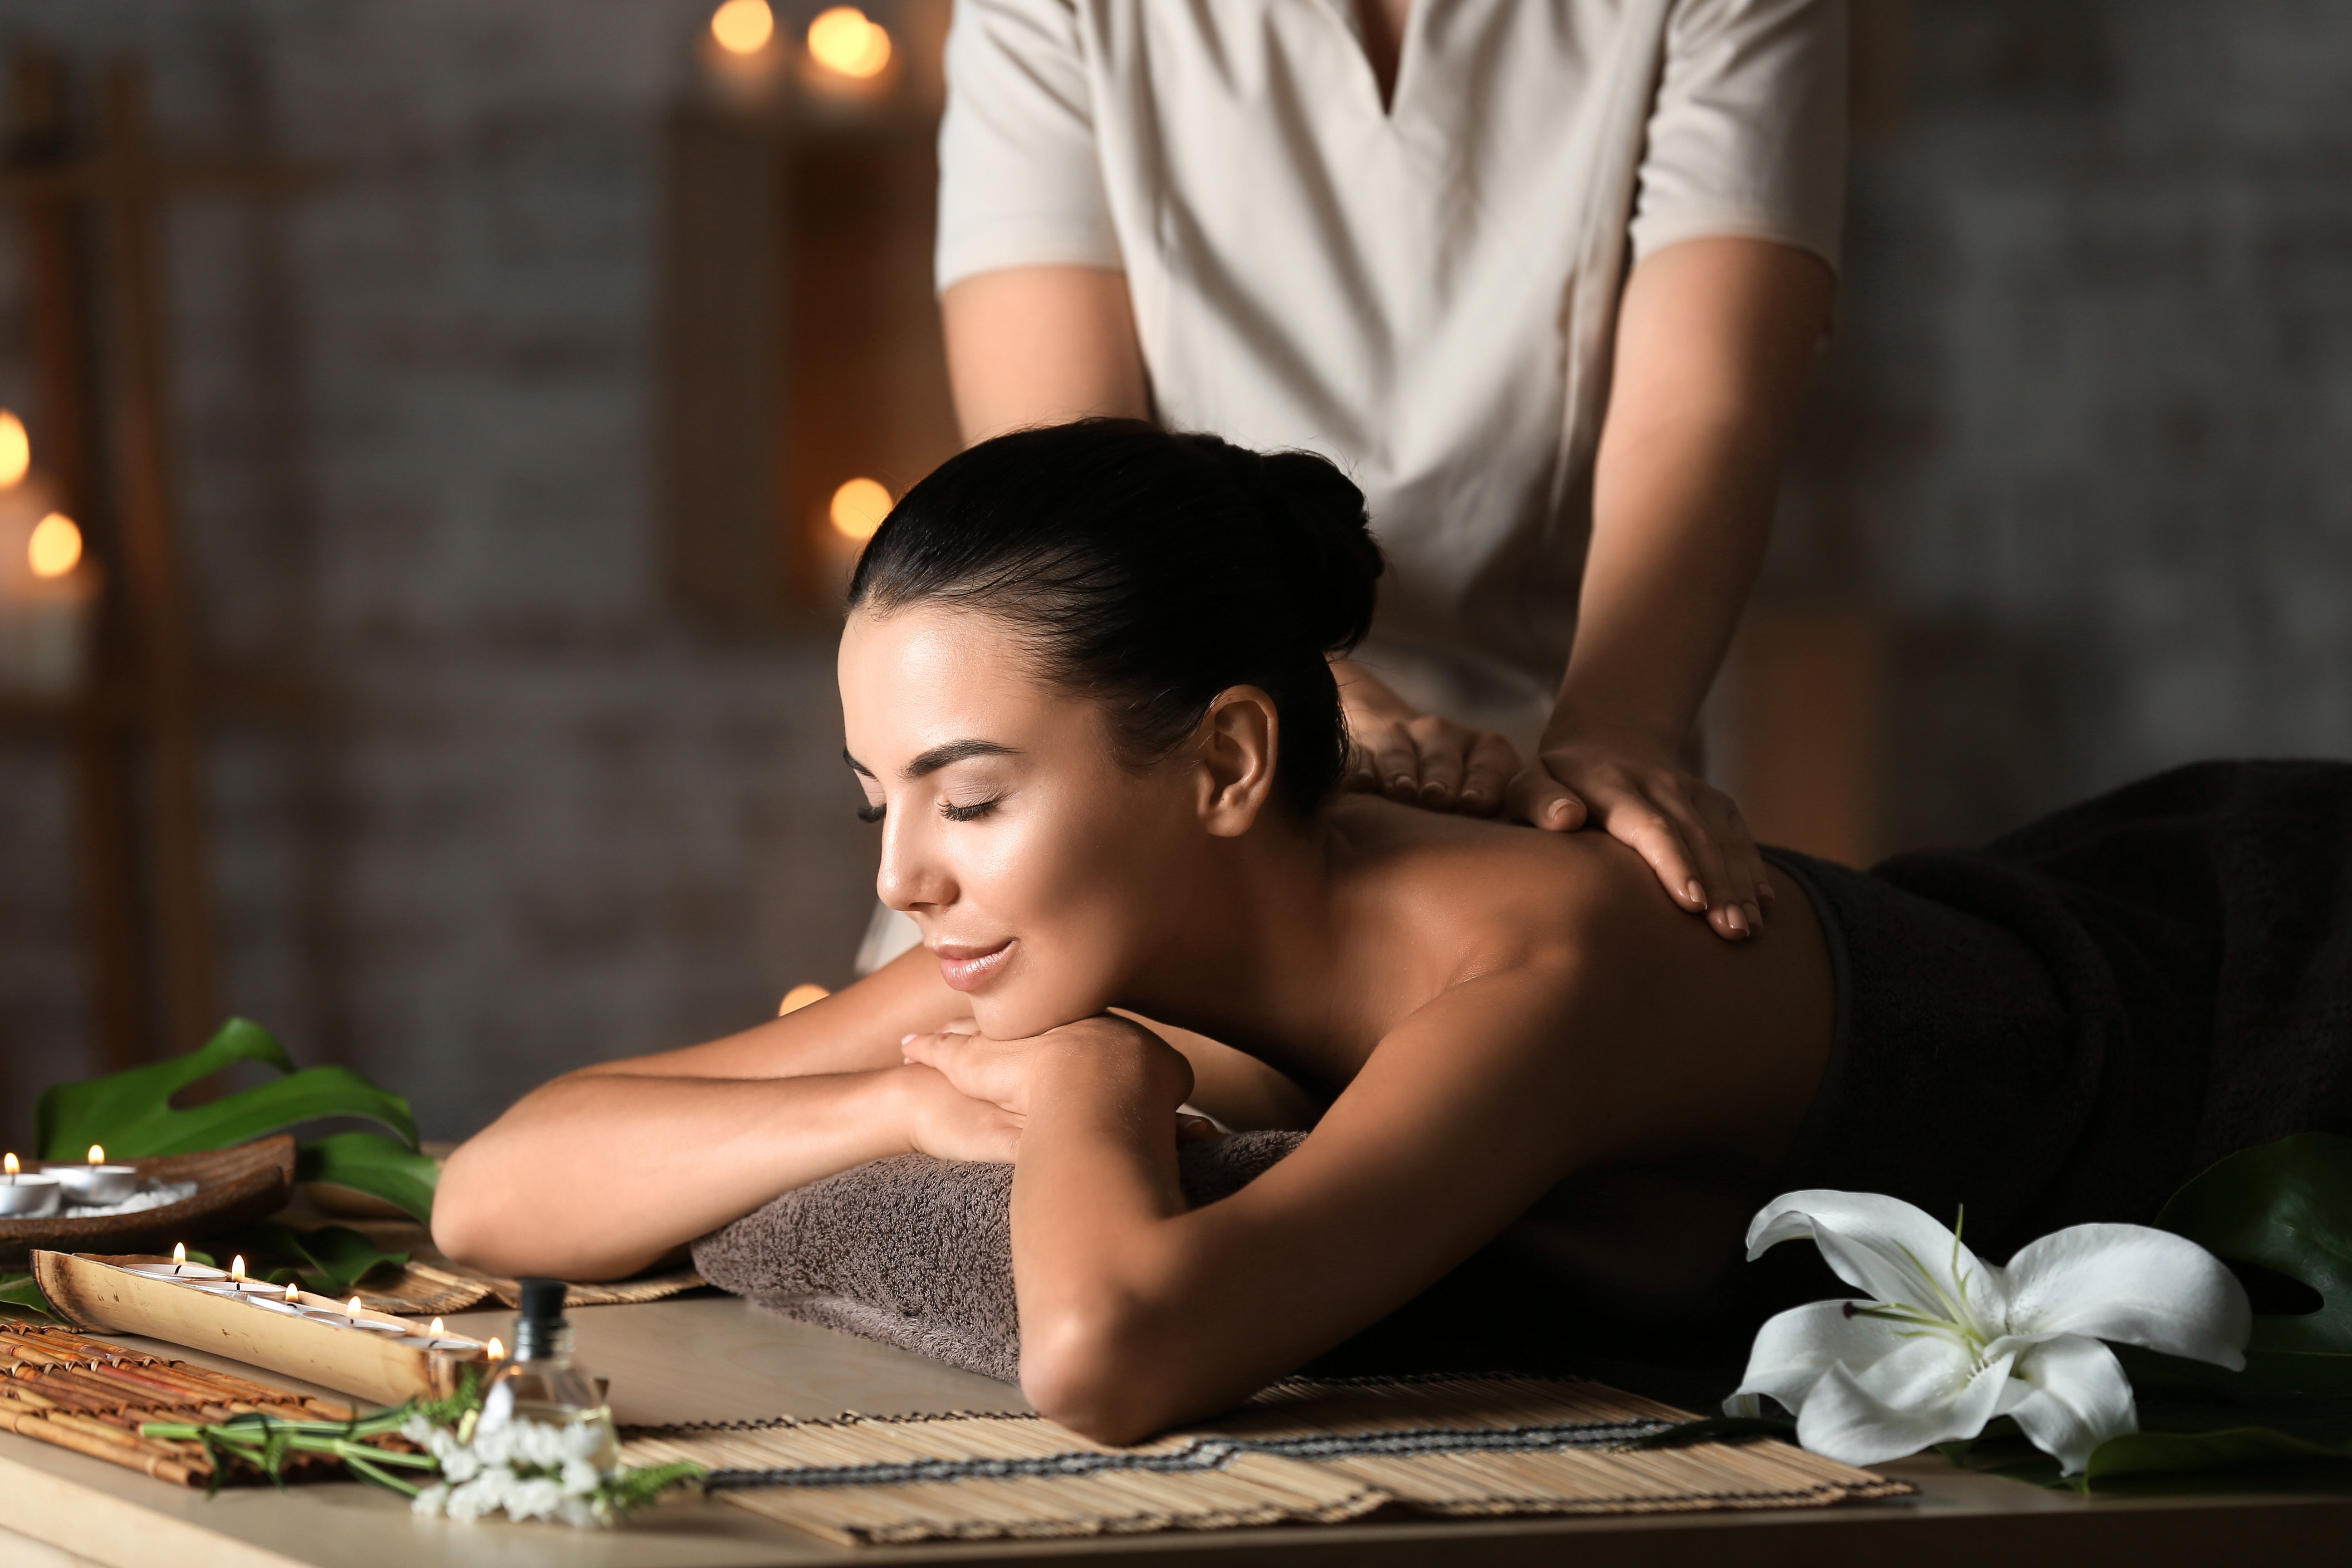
{"left": 403, "top": 1412, "right": 616, "bottom": 1528}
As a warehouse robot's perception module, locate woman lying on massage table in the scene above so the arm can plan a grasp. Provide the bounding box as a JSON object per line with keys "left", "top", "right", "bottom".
{"left": 435, "top": 419, "right": 2352, "bottom": 1443}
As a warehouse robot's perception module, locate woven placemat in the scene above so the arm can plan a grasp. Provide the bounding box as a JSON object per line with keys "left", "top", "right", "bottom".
{"left": 621, "top": 1373, "right": 1909, "bottom": 1546}
{"left": 355, "top": 1259, "right": 706, "bottom": 1317}
{"left": 0, "top": 1321, "right": 360, "bottom": 1485}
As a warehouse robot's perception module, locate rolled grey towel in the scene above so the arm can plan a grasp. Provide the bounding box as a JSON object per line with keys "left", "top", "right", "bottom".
{"left": 692, "top": 1132, "right": 1305, "bottom": 1383}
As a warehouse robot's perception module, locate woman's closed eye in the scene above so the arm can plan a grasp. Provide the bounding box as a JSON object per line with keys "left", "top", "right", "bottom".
{"left": 941, "top": 798, "right": 999, "bottom": 822}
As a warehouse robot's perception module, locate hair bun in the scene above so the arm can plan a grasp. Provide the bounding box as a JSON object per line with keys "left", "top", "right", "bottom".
{"left": 1249, "top": 449, "right": 1383, "bottom": 654}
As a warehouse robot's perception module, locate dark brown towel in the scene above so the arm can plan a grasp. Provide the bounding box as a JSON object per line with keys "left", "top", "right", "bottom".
{"left": 693, "top": 1132, "right": 1304, "bottom": 1382}
{"left": 1766, "top": 759, "right": 2352, "bottom": 1264}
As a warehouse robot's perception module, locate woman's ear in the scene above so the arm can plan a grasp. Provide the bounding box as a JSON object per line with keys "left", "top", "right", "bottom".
{"left": 1193, "top": 687, "right": 1280, "bottom": 837}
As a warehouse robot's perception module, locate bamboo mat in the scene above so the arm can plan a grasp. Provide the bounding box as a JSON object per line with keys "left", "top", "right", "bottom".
{"left": 0, "top": 1321, "right": 359, "bottom": 1486}
{"left": 621, "top": 1373, "right": 1909, "bottom": 1546}
{"left": 355, "top": 1257, "right": 705, "bottom": 1317}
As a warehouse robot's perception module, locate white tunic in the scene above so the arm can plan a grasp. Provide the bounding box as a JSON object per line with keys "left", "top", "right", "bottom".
{"left": 936, "top": 0, "right": 1847, "bottom": 739}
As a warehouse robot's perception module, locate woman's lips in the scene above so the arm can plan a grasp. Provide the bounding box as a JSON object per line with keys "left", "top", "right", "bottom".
{"left": 933, "top": 939, "right": 1013, "bottom": 993}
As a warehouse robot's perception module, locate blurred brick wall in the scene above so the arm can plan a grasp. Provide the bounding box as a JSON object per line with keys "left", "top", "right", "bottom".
{"left": 0, "top": 0, "right": 878, "bottom": 1140}
{"left": 1771, "top": 0, "right": 2352, "bottom": 850}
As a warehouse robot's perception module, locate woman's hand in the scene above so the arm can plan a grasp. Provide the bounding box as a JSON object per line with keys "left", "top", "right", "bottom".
{"left": 894, "top": 1062, "right": 1025, "bottom": 1163}
{"left": 1333, "top": 660, "right": 1521, "bottom": 816}
{"left": 902, "top": 1016, "right": 1194, "bottom": 1123}
{"left": 1506, "top": 735, "right": 1774, "bottom": 941}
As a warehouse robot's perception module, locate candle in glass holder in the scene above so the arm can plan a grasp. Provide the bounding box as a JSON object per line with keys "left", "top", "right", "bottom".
{"left": 53, "top": 1144, "right": 140, "bottom": 1205}
{"left": 0, "top": 1154, "right": 60, "bottom": 1218}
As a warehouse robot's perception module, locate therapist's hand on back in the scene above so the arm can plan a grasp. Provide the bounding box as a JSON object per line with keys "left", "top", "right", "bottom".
{"left": 1334, "top": 660, "right": 1524, "bottom": 816}
{"left": 1505, "top": 732, "right": 1772, "bottom": 943}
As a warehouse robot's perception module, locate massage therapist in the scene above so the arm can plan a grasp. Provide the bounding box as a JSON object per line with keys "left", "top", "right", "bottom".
{"left": 931, "top": 0, "right": 1845, "bottom": 942}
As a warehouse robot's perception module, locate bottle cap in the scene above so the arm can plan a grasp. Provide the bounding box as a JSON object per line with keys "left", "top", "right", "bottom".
{"left": 518, "top": 1277, "right": 568, "bottom": 1324}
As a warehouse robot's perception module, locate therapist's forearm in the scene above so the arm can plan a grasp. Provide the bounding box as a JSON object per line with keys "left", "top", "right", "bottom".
{"left": 941, "top": 266, "right": 1152, "bottom": 445}
{"left": 1551, "top": 239, "right": 1833, "bottom": 754}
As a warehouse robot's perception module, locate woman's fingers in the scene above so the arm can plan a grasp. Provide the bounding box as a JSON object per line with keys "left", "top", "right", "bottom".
{"left": 1366, "top": 722, "right": 1423, "bottom": 800}
{"left": 1459, "top": 732, "right": 1521, "bottom": 815}
{"left": 1504, "top": 763, "right": 1589, "bottom": 832}
{"left": 1405, "top": 715, "right": 1468, "bottom": 807}
{"left": 1696, "top": 788, "right": 1768, "bottom": 936}
{"left": 902, "top": 1030, "right": 1027, "bottom": 1112}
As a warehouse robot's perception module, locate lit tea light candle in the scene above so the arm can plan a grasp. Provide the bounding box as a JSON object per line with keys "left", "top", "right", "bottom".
{"left": 125, "top": 1243, "right": 227, "bottom": 1283}
{"left": 486, "top": 1336, "right": 506, "bottom": 1361}
{"left": 430, "top": 1317, "right": 444, "bottom": 1336}
{"left": 0, "top": 1153, "right": 60, "bottom": 1218}
{"left": 340, "top": 1295, "right": 404, "bottom": 1334}
{"left": 53, "top": 1144, "right": 139, "bottom": 1205}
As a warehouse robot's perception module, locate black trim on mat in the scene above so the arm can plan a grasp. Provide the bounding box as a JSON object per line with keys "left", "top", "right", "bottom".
{"left": 692, "top": 1417, "right": 1676, "bottom": 1494}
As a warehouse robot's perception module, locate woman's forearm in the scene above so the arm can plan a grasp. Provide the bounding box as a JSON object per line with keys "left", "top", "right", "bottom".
{"left": 433, "top": 1068, "right": 915, "bottom": 1280}
{"left": 1553, "top": 237, "right": 1832, "bottom": 754}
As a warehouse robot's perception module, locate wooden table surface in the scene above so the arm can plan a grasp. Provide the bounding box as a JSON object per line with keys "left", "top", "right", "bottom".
{"left": 3, "top": 1293, "right": 2349, "bottom": 1567}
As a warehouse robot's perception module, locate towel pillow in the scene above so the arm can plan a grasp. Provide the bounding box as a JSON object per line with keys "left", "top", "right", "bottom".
{"left": 692, "top": 1132, "right": 1305, "bottom": 1382}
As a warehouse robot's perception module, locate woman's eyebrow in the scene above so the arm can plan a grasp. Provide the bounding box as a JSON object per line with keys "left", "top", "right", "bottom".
{"left": 840, "top": 740, "right": 1019, "bottom": 781}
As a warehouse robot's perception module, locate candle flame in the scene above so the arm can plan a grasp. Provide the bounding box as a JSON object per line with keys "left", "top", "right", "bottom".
{"left": 88, "top": 1145, "right": 105, "bottom": 1165}
{"left": 172, "top": 1242, "right": 186, "bottom": 1263}
{"left": 348, "top": 1296, "right": 363, "bottom": 1315}
{"left": 2, "top": 1154, "right": 15, "bottom": 1177}
{"left": 486, "top": 1336, "right": 505, "bottom": 1360}
{"left": 284, "top": 1282, "right": 299, "bottom": 1303}
{"left": 430, "top": 1317, "right": 445, "bottom": 1336}
{"left": 808, "top": 6, "right": 891, "bottom": 78}
{"left": 829, "top": 477, "right": 892, "bottom": 541}
{"left": 710, "top": 0, "right": 774, "bottom": 55}
{"left": 0, "top": 412, "right": 26, "bottom": 489}
{"left": 28, "top": 514, "right": 81, "bottom": 579}
{"left": 230, "top": 1255, "right": 246, "bottom": 1280}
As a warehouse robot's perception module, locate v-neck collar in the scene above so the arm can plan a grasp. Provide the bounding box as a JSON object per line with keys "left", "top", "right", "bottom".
{"left": 1324, "top": 0, "right": 1423, "bottom": 121}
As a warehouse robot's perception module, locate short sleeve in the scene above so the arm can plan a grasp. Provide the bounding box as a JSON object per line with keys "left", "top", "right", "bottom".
{"left": 1627, "top": 0, "right": 1848, "bottom": 270}
{"left": 935, "top": 0, "right": 1123, "bottom": 293}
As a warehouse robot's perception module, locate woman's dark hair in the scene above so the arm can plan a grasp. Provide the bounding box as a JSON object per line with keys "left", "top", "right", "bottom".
{"left": 847, "top": 419, "right": 1383, "bottom": 814}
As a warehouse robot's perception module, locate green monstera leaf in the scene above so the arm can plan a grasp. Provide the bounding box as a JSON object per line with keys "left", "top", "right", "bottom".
{"left": 37, "top": 1018, "right": 418, "bottom": 1161}
{"left": 2156, "top": 1132, "right": 2352, "bottom": 1396}
{"left": 296, "top": 1132, "right": 440, "bottom": 1224}
{"left": 33, "top": 1018, "right": 430, "bottom": 1222}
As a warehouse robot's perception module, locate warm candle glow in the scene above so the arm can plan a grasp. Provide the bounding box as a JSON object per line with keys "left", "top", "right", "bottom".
{"left": 87, "top": 1145, "right": 104, "bottom": 1165}
{"left": 430, "top": 1317, "right": 445, "bottom": 1336}
{"left": 486, "top": 1336, "right": 506, "bottom": 1359}
{"left": 778, "top": 981, "right": 830, "bottom": 1015}
{"left": 284, "top": 1282, "right": 299, "bottom": 1303}
{"left": 807, "top": 6, "right": 891, "bottom": 78}
{"left": 829, "top": 477, "right": 892, "bottom": 541}
{"left": 230, "top": 1256, "right": 246, "bottom": 1280}
{"left": 0, "top": 412, "right": 26, "bottom": 489}
{"left": 2, "top": 1155, "right": 15, "bottom": 1178}
{"left": 710, "top": 0, "right": 774, "bottom": 55}
{"left": 348, "top": 1296, "right": 363, "bottom": 1315}
{"left": 172, "top": 1242, "right": 186, "bottom": 1264}
{"left": 28, "top": 513, "right": 81, "bottom": 578}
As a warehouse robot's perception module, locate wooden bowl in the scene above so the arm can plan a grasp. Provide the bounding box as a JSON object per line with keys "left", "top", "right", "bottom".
{"left": 0, "top": 1137, "right": 296, "bottom": 1267}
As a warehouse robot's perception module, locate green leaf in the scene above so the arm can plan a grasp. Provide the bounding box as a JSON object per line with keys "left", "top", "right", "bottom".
{"left": 2083, "top": 1425, "right": 2352, "bottom": 1485}
{"left": 297, "top": 1132, "right": 439, "bottom": 1223}
{"left": 216, "top": 1222, "right": 410, "bottom": 1299}
{"left": 0, "top": 1272, "right": 56, "bottom": 1321}
{"left": 35, "top": 1017, "right": 417, "bottom": 1161}
{"left": 2156, "top": 1132, "right": 2352, "bottom": 1395}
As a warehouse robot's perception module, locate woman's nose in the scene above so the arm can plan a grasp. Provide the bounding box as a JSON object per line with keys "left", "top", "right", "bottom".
{"left": 874, "top": 814, "right": 954, "bottom": 913}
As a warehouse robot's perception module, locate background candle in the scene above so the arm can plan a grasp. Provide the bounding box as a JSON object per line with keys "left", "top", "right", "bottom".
{"left": 0, "top": 1154, "right": 60, "bottom": 1218}
{"left": 53, "top": 1144, "right": 140, "bottom": 1205}
{"left": 0, "top": 443, "right": 97, "bottom": 700}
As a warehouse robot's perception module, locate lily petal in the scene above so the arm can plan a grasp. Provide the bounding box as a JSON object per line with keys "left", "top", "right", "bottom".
{"left": 1793, "top": 1338, "right": 2014, "bottom": 1467}
{"left": 1994, "top": 1333, "right": 2138, "bottom": 1475}
{"left": 2001, "top": 1223, "right": 2252, "bottom": 1370}
{"left": 1747, "top": 1190, "right": 2004, "bottom": 1330}
{"left": 1725, "top": 1299, "right": 1913, "bottom": 1419}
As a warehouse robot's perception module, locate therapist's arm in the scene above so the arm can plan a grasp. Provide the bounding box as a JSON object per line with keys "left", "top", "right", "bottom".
{"left": 1505, "top": 235, "right": 1833, "bottom": 942}
{"left": 941, "top": 265, "right": 1152, "bottom": 444}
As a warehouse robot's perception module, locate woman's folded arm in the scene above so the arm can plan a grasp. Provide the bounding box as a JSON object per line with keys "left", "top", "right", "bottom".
{"left": 433, "top": 946, "right": 997, "bottom": 1279}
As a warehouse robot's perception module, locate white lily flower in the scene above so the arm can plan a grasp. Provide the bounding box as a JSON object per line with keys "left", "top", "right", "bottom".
{"left": 1727, "top": 1191, "right": 2252, "bottom": 1474}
